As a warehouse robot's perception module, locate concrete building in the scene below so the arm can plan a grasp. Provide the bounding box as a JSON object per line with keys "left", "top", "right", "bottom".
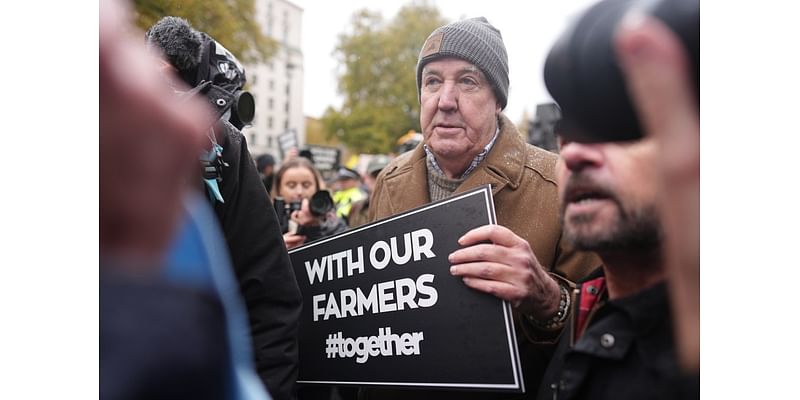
{"left": 243, "top": 0, "right": 304, "bottom": 160}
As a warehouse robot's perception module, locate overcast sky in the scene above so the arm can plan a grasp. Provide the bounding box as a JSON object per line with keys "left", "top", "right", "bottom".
{"left": 291, "top": 0, "right": 598, "bottom": 123}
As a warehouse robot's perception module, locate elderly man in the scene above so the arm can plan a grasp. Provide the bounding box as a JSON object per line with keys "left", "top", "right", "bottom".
{"left": 367, "top": 17, "right": 599, "bottom": 399}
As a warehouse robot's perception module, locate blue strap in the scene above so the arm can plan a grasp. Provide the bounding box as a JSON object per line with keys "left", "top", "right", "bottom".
{"left": 201, "top": 143, "right": 226, "bottom": 204}
{"left": 205, "top": 178, "right": 225, "bottom": 203}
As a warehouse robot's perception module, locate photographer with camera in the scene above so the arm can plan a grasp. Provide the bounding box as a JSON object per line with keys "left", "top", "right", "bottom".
{"left": 146, "top": 17, "right": 302, "bottom": 400}
{"left": 272, "top": 157, "right": 347, "bottom": 250}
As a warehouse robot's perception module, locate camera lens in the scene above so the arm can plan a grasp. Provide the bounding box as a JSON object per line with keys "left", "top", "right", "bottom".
{"left": 309, "top": 191, "right": 334, "bottom": 217}
{"left": 544, "top": 0, "right": 699, "bottom": 142}
{"left": 232, "top": 91, "right": 255, "bottom": 126}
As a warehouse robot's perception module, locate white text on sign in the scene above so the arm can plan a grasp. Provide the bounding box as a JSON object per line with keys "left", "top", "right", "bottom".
{"left": 304, "top": 228, "right": 436, "bottom": 285}
{"left": 325, "top": 327, "right": 424, "bottom": 364}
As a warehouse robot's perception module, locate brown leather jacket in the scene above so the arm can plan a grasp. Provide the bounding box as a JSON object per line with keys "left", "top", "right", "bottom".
{"left": 364, "top": 114, "right": 600, "bottom": 399}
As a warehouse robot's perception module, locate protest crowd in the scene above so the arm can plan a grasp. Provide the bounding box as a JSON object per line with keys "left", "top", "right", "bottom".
{"left": 100, "top": 0, "right": 699, "bottom": 399}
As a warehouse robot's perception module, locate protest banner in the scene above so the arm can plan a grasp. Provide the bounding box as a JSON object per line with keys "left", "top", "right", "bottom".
{"left": 277, "top": 129, "right": 298, "bottom": 158}
{"left": 290, "top": 185, "right": 524, "bottom": 392}
{"left": 305, "top": 145, "right": 340, "bottom": 173}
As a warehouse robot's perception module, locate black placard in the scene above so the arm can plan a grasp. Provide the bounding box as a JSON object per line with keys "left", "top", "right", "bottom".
{"left": 289, "top": 185, "right": 524, "bottom": 392}
{"left": 305, "top": 145, "right": 341, "bottom": 172}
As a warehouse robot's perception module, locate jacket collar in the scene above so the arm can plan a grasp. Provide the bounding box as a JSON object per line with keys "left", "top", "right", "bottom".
{"left": 379, "top": 113, "right": 527, "bottom": 214}
{"left": 572, "top": 279, "right": 671, "bottom": 361}
{"left": 459, "top": 113, "right": 527, "bottom": 196}
{"left": 380, "top": 145, "right": 430, "bottom": 213}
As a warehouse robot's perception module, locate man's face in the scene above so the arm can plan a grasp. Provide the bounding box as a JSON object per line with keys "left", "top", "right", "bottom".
{"left": 556, "top": 138, "right": 661, "bottom": 251}
{"left": 419, "top": 58, "right": 500, "bottom": 173}
{"left": 337, "top": 178, "right": 358, "bottom": 190}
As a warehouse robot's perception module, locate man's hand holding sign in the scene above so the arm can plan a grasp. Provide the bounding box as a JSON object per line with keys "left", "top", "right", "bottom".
{"left": 449, "top": 225, "right": 562, "bottom": 322}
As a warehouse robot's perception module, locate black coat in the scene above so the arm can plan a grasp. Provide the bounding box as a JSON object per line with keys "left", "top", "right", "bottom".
{"left": 213, "top": 121, "right": 303, "bottom": 400}
{"left": 100, "top": 270, "right": 229, "bottom": 400}
{"left": 536, "top": 270, "right": 692, "bottom": 400}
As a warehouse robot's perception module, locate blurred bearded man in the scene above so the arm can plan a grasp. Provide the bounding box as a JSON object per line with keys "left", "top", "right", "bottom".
{"left": 534, "top": 137, "right": 687, "bottom": 400}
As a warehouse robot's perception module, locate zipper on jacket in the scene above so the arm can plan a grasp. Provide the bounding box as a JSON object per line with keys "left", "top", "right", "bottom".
{"left": 569, "top": 286, "right": 580, "bottom": 347}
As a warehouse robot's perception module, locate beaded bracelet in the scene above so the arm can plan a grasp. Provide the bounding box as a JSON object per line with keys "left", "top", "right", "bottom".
{"left": 526, "top": 283, "right": 571, "bottom": 330}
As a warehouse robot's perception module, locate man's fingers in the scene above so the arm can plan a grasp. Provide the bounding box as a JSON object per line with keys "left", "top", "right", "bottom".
{"left": 449, "top": 243, "right": 502, "bottom": 265}
{"left": 458, "top": 224, "right": 524, "bottom": 248}
{"left": 450, "top": 261, "right": 516, "bottom": 281}
{"left": 460, "top": 277, "right": 523, "bottom": 305}
{"left": 615, "top": 14, "right": 699, "bottom": 145}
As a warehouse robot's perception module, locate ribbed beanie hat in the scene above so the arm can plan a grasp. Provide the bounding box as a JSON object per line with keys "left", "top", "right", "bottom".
{"left": 416, "top": 17, "right": 509, "bottom": 109}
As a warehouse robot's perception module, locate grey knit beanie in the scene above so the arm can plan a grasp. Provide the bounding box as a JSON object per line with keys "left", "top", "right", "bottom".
{"left": 416, "top": 17, "right": 509, "bottom": 109}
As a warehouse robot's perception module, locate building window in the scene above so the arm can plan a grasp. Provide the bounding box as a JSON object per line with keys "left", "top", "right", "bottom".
{"left": 269, "top": 80, "right": 274, "bottom": 90}
{"left": 268, "top": 116, "right": 273, "bottom": 129}
{"left": 284, "top": 119, "right": 289, "bottom": 129}
{"left": 250, "top": 133, "right": 257, "bottom": 145}
{"left": 285, "top": 84, "right": 290, "bottom": 95}
{"left": 268, "top": 98, "right": 274, "bottom": 110}
{"left": 284, "top": 101, "right": 289, "bottom": 112}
